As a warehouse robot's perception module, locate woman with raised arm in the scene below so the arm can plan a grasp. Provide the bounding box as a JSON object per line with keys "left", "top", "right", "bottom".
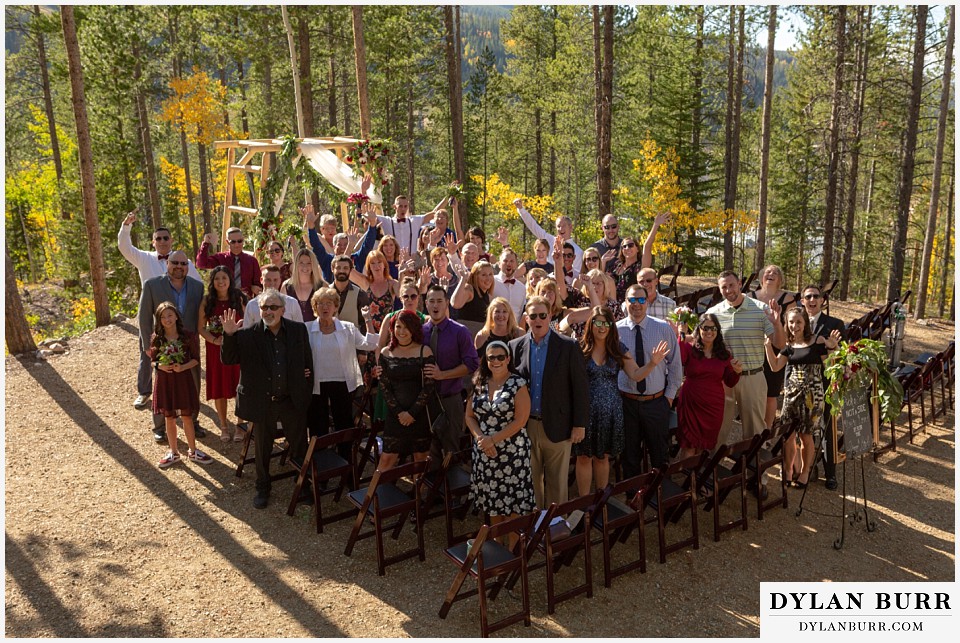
{"left": 451, "top": 260, "right": 496, "bottom": 336}
{"left": 607, "top": 236, "right": 643, "bottom": 302}
{"left": 560, "top": 269, "right": 622, "bottom": 340}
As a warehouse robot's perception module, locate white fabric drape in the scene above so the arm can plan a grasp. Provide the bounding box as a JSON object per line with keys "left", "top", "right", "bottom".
{"left": 299, "top": 142, "right": 382, "bottom": 204}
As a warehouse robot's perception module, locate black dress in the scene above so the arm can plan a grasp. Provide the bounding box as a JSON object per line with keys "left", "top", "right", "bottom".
{"left": 749, "top": 290, "right": 793, "bottom": 397}
{"left": 379, "top": 352, "right": 437, "bottom": 456}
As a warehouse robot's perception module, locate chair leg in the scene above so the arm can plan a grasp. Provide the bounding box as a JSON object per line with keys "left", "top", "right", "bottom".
{"left": 438, "top": 566, "right": 471, "bottom": 619}
{"left": 477, "top": 574, "right": 489, "bottom": 638}
{"left": 657, "top": 510, "right": 667, "bottom": 564}
{"left": 375, "top": 509, "right": 387, "bottom": 576}
{"left": 602, "top": 528, "right": 613, "bottom": 588}
{"left": 545, "top": 550, "right": 557, "bottom": 615}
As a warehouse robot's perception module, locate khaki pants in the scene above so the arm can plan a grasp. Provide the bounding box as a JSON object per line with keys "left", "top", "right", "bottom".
{"left": 717, "top": 370, "right": 767, "bottom": 447}
{"left": 526, "top": 418, "right": 572, "bottom": 509}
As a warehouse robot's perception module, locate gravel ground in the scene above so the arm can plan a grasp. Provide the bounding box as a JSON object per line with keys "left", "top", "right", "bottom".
{"left": 4, "top": 289, "right": 955, "bottom": 638}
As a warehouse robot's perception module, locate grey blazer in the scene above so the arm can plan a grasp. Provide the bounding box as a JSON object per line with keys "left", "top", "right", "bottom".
{"left": 138, "top": 275, "right": 205, "bottom": 345}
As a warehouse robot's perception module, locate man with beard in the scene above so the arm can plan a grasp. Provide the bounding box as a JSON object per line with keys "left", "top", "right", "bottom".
{"left": 329, "top": 255, "right": 371, "bottom": 334}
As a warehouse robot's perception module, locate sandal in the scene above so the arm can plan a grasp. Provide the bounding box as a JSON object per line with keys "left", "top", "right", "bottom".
{"left": 233, "top": 422, "right": 247, "bottom": 443}
{"left": 220, "top": 425, "right": 232, "bottom": 443}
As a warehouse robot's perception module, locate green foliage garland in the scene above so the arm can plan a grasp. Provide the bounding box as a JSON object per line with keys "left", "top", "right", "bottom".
{"left": 824, "top": 338, "right": 904, "bottom": 424}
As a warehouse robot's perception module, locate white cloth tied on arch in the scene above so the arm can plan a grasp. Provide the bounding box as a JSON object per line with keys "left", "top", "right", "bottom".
{"left": 298, "top": 141, "right": 382, "bottom": 205}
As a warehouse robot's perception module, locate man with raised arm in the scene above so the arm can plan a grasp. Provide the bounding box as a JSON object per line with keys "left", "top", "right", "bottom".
{"left": 512, "top": 197, "right": 584, "bottom": 271}
{"left": 302, "top": 203, "right": 379, "bottom": 283}
{"left": 196, "top": 227, "right": 262, "bottom": 298}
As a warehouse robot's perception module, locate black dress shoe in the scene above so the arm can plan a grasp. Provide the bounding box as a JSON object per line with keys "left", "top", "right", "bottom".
{"left": 824, "top": 476, "right": 838, "bottom": 491}
{"left": 253, "top": 490, "right": 270, "bottom": 509}
{"left": 194, "top": 426, "right": 207, "bottom": 439}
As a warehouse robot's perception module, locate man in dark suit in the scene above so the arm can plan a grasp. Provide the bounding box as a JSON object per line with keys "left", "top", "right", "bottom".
{"left": 798, "top": 283, "right": 847, "bottom": 490}
{"left": 220, "top": 289, "right": 314, "bottom": 509}
{"left": 509, "top": 295, "right": 589, "bottom": 508}
{"left": 138, "top": 250, "right": 206, "bottom": 441}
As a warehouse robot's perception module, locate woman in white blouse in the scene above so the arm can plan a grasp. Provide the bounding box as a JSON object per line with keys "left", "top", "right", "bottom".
{"left": 306, "top": 287, "right": 378, "bottom": 438}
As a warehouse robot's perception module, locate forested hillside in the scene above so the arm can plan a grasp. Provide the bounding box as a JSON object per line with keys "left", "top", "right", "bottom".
{"left": 4, "top": 5, "right": 954, "bottom": 347}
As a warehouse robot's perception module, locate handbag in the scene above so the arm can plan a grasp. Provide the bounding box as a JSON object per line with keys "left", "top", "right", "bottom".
{"left": 420, "top": 345, "right": 448, "bottom": 435}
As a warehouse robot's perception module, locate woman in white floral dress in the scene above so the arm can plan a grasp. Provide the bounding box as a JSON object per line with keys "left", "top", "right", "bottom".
{"left": 465, "top": 341, "right": 535, "bottom": 524}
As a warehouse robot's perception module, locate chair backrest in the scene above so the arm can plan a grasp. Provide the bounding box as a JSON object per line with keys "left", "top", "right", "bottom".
{"left": 663, "top": 452, "right": 708, "bottom": 480}
{"left": 310, "top": 426, "right": 366, "bottom": 453}
{"left": 821, "top": 278, "right": 839, "bottom": 299}
{"left": 366, "top": 458, "right": 429, "bottom": 496}
{"left": 900, "top": 289, "right": 913, "bottom": 306}
{"left": 532, "top": 490, "right": 602, "bottom": 550}
{"left": 485, "top": 511, "right": 539, "bottom": 546}
{"left": 697, "top": 444, "right": 730, "bottom": 483}
{"left": 723, "top": 435, "right": 763, "bottom": 470}
{"left": 604, "top": 469, "right": 662, "bottom": 512}
{"left": 740, "top": 272, "right": 758, "bottom": 291}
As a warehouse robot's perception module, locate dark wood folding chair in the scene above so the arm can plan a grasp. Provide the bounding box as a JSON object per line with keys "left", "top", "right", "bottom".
{"left": 869, "top": 301, "right": 895, "bottom": 341}
{"left": 820, "top": 278, "right": 839, "bottom": 316}
{"left": 743, "top": 428, "right": 789, "bottom": 520}
{"left": 702, "top": 435, "right": 762, "bottom": 541}
{"left": 438, "top": 512, "right": 539, "bottom": 638}
{"left": 899, "top": 289, "right": 913, "bottom": 307}
{"left": 420, "top": 449, "right": 475, "bottom": 547}
{"left": 356, "top": 416, "right": 385, "bottom": 485}
{"left": 590, "top": 470, "right": 662, "bottom": 587}
{"left": 942, "top": 342, "right": 954, "bottom": 407}
{"left": 343, "top": 459, "right": 429, "bottom": 576}
{"left": 235, "top": 422, "right": 293, "bottom": 481}
{"left": 525, "top": 491, "right": 601, "bottom": 615}
{"left": 645, "top": 453, "right": 706, "bottom": 563}
{"left": 740, "top": 271, "right": 758, "bottom": 292}
{"left": 673, "top": 290, "right": 697, "bottom": 309}
{"left": 918, "top": 355, "right": 946, "bottom": 421}
{"left": 287, "top": 427, "right": 364, "bottom": 533}
{"left": 657, "top": 262, "right": 683, "bottom": 299}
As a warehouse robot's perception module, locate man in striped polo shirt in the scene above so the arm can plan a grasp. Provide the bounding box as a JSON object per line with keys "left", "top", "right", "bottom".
{"left": 707, "top": 271, "right": 785, "bottom": 451}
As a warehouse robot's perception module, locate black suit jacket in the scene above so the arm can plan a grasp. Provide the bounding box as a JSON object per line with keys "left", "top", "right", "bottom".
{"left": 509, "top": 330, "right": 589, "bottom": 442}
{"left": 813, "top": 312, "right": 846, "bottom": 341}
{"left": 220, "top": 318, "right": 314, "bottom": 424}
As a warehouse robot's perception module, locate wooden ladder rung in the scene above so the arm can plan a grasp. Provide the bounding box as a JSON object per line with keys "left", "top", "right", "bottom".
{"left": 230, "top": 164, "right": 263, "bottom": 172}
{"left": 227, "top": 205, "right": 258, "bottom": 215}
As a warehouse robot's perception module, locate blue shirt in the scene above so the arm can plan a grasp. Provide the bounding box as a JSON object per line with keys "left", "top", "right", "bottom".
{"left": 169, "top": 279, "right": 188, "bottom": 316}
{"left": 528, "top": 332, "right": 550, "bottom": 415}
{"left": 615, "top": 315, "right": 682, "bottom": 399}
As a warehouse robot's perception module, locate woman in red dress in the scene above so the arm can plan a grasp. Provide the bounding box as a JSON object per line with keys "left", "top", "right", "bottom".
{"left": 675, "top": 314, "right": 743, "bottom": 459}
{"left": 198, "top": 266, "right": 247, "bottom": 442}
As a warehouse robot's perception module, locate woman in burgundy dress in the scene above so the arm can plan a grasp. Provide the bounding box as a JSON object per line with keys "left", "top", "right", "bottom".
{"left": 675, "top": 314, "right": 743, "bottom": 460}
{"left": 198, "top": 266, "right": 247, "bottom": 442}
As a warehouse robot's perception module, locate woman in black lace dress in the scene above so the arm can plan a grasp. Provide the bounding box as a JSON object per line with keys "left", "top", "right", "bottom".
{"left": 377, "top": 311, "right": 436, "bottom": 470}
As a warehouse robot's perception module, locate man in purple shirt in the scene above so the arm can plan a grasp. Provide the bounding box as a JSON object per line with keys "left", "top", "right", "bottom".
{"left": 196, "top": 227, "right": 262, "bottom": 299}
{"left": 422, "top": 284, "right": 480, "bottom": 466}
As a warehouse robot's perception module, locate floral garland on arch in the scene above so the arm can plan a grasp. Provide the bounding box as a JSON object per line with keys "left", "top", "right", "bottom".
{"left": 345, "top": 139, "right": 394, "bottom": 186}
{"left": 824, "top": 338, "right": 904, "bottom": 424}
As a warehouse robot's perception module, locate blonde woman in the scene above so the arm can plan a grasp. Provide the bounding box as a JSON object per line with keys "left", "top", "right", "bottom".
{"left": 451, "top": 260, "right": 496, "bottom": 336}
{"left": 535, "top": 277, "right": 598, "bottom": 334}
{"left": 282, "top": 248, "right": 326, "bottom": 322}
{"left": 475, "top": 296, "right": 524, "bottom": 353}
{"left": 748, "top": 264, "right": 798, "bottom": 431}
{"left": 377, "top": 234, "right": 401, "bottom": 279}
{"left": 561, "top": 268, "right": 621, "bottom": 340}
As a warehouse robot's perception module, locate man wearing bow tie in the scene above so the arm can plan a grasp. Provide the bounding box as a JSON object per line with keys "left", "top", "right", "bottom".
{"left": 493, "top": 247, "right": 526, "bottom": 318}
{"left": 119, "top": 210, "right": 202, "bottom": 409}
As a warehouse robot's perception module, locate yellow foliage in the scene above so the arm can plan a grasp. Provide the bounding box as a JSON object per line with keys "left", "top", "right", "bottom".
{"left": 72, "top": 296, "right": 96, "bottom": 323}
{"left": 470, "top": 174, "right": 562, "bottom": 252}
{"left": 159, "top": 156, "right": 189, "bottom": 220}
{"left": 160, "top": 69, "right": 228, "bottom": 145}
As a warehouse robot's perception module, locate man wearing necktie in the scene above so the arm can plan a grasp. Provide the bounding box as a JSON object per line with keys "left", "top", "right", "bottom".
{"left": 493, "top": 248, "right": 526, "bottom": 318}
{"left": 196, "top": 227, "right": 262, "bottom": 299}
{"left": 616, "top": 284, "right": 682, "bottom": 474}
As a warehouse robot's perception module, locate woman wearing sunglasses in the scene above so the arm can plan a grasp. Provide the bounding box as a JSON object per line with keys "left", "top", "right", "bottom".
{"left": 608, "top": 236, "right": 643, "bottom": 302}
{"left": 573, "top": 306, "right": 669, "bottom": 497}
{"left": 675, "top": 313, "right": 743, "bottom": 461}
{"left": 264, "top": 239, "right": 294, "bottom": 283}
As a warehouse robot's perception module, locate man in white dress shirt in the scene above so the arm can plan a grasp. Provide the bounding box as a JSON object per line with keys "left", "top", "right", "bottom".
{"left": 119, "top": 210, "right": 202, "bottom": 409}
{"left": 242, "top": 266, "right": 303, "bottom": 328}
{"left": 492, "top": 248, "right": 526, "bottom": 318}
{"left": 512, "top": 197, "right": 584, "bottom": 271}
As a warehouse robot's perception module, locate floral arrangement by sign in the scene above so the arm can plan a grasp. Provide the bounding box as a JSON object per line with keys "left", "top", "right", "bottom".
{"left": 824, "top": 338, "right": 904, "bottom": 424}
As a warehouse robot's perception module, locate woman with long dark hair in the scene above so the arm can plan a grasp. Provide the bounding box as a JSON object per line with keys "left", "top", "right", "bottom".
{"left": 607, "top": 235, "right": 642, "bottom": 302}
{"left": 198, "top": 265, "right": 247, "bottom": 442}
{"left": 466, "top": 341, "right": 534, "bottom": 531}
{"left": 574, "top": 306, "right": 668, "bottom": 496}
{"left": 675, "top": 313, "right": 743, "bottom": 460}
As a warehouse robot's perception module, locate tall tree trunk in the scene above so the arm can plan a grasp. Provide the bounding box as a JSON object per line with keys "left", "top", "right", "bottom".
{"left": 34, "top": 5, "right": 68, "bottom": 221}
{"left": 234, "top": 15, "right": 249, "bottom": 135}
{"left": 131, "top": 42, "right": 162, "bottom": 229}
{"left": 297, "top": 11, "right": 321, "bottom": 213}
{"left": 549, "top": 6, "right": 558, "bottom": 196}
{"left": 406, "top": 83, "right": 415, "bottom": 211}
{"left": 915, "top": 5, "right": 954, "bottom": 319}
{"left": 722, "top": 6, "right": 736, "bottom": 270}
{"left": 444, "top": 5, "right": 467, "bottom": 225}
{"left": 61, "top": 5, "right": 109, "bottom": 326}
{"left": 341, "top": 21, "right": 351, "bottom": 137}
{"left": 261, "top": 48, "right": 275, "bottom": 137}
{"left": 352, "top": 6, "right": 371, "bottom": 138}
{"left": 938, "top": 173, "right": 954, "bottom": 317}
{"left": 598, "top": 5, "right": 614, "bottom": 215}
{"left": 535, "top": 108, "right": 543, "bottom": 195}
{"left": 197, "top": 138, "right": 212, "bottom": 233}
{"left": 325, "top": 9, "right": 337, "bottom": 132}
{"left": 755, "top": 5, "right": 776, "bottom": 272}
{"left": 840, "top": 6, "right": 872, "bottom": 300}
{"left": 592, "top": 6, "right": 603, "bottom": 215}
{"left": 687, "top": 6, "right": 704, "bottom": 272}
{"left": 887, "top": 6, "right": 927, "bottom": 303}
{"left": 5, "top": 246, "right": 38, "bottom": 355}
{"left": 179, "top": 128, "right": 199, "bottom": 250}
{"left": 820, "top": 6, "right": 847, "bottom": 286}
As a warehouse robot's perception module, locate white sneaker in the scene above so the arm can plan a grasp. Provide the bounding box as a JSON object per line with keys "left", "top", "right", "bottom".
{"left": 134, "top": 394, "right": 150, "bottom": 409}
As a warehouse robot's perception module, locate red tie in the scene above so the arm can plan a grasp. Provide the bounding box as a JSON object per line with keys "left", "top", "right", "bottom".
{"left": 503, "top": 278, "right": 516, "bottom": 285}
{"left": 157, "top": 254, "right": 169, "bottom": 261}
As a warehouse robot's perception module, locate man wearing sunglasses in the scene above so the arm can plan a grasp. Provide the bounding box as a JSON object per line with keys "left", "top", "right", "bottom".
{"left": 197, "top": 227, "right": 262, "bottom": 299}
{"left": 221, "top": 290, "right": 313, "bottom": 509}
{"left": 138, "top": 251, "right": 207, "bottom": 441}
{"left": 637, "top": 267, "right": 676, "bottom": 320}
{"left": 616, "top": 284, "right": 681, "bottom": 473}
{"left": 509, "top": 296, "right": 589, "bottom": 508}
{"left": 119, "top": 211, "right": 203, "bottom": 409}
{"left": 589, "top": 214, "right": 623, "bottom": 270}
{"left": 797, "top": 284, "right": 846, "bottom": 490}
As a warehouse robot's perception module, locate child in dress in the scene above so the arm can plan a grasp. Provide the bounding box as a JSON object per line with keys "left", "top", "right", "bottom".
{"left": 150, "top": 302, "right": 212, "bottom": 469}
{"left": 764, "top": 308, "right": 840, "bottom": 488}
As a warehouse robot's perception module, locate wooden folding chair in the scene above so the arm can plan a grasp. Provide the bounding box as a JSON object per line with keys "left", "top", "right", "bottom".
{"left": 820, "top": 278, "right": 839, "bottom": 316}
{"left": 918, "top": 355, "right": 946, "bottom": 421}
{"left": 591, "top": 470, "right": 662, "bottom": 587}
{"left": 740, "top": 271, "right": 758, "bottom": 292}
{"left": 420, "top": 449, "right": 475, "bottom": 547}
{"left": 438, "top": 512, "right": 539, "bottom": 638}
{"left": 657, "top": 262, "right": 683, "bottom": 299}
{"left": 235, "top": 422, "right": 293, "bottom": 481}
{"left": 356, "top": 416, "right": 385, "bottom": 485}
{"left": 943, "top": 342, "right": 954, "bottom": 407}
{"left": 646, "top": 453, "right": 706, "bottom": 563}
{"left": 527, "top": 491, "right": 601, "bottom": 614}
{"left": 701, "top": 435, "right": 761, "bottom": 541}
{"left": 744, "top": 428, "right": 789, "bottom": 520}
{"left": 287, "top": 427, "right": 364, "bottom": 533}
{"left": 899, "top": 289, "right": 913, "bottom": 307}
{"left": 343, "top": 459, "right": 429, "bottom": 576}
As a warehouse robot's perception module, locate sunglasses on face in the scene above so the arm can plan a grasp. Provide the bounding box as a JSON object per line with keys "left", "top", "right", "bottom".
{"left": 154, "top": 235, "right": 170, "bottom": 242}
{"left": 803, "top": 294, "right": 822, "bottom": 300}
{"left": 700, "top": 325, "right": 718, "bottom": 332}
{"left": 585, "top": 256, "right": 600, "bottom": 262}
{"left": 592, "top": 320, "right": 613, "bottom": 328}
{"left": 622, "top": 242, "right": 637, "bottom": 249}
{"left": 401, "top": 294, "right": 419, "bottom": 300}
{"left": 603, "top": 224, "right": 618, "bottom": 230}
{"left": 228, "top": 239, "right": 244, "bottom": 245}
{"left": 486, "top": 354, "right": 508, "bottom": 363}
{"left": 562, "top": 253, "right": 575, "bottom": 259}
{"left": 639, "top": 278, "right": 656, "bottom": 284}
{"left": 269, "top": 248, "right": 283, "bottom": 254}
{"left": 168, "top": 260, "right": 187, "bottom": 266}
{"left": 260, "top": 304, "right": 283, "bottom": 311}
{"left": 528, "top": 312, "right": 549, "bottom": 320}
{"left": 627, "top": 296, "right": 647, "bottom": 305}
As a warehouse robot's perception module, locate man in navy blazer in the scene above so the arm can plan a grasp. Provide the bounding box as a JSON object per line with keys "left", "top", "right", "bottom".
{"left": 221, "top": 289, "right": 314, "bottom": 509}
{"left": 509, "top": 295, "right": 589, "bottom": 508}
{"left": 796, "top": 283, "right": 847, "bottom": 491}
{"left": 138, "top": 250, "right": 206, "bottom": 442}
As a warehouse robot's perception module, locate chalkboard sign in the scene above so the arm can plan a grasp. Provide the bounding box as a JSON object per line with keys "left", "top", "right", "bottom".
{"left": 838, "top": 382, "right": 875, "bottom": 456}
